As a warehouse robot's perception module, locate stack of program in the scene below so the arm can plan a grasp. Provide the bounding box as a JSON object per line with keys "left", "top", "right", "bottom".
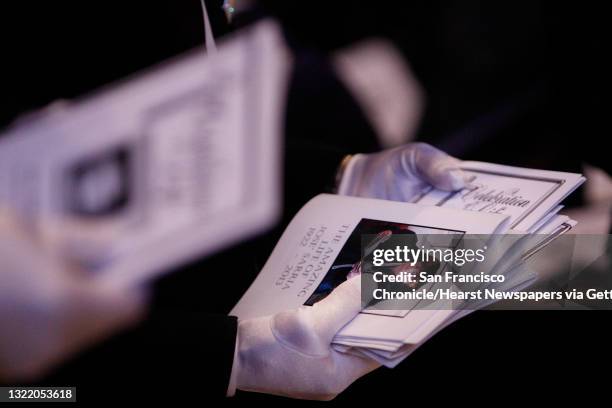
{"left": 231, "top": 163, "right": 584, "bottom": 368}
{"left": 0, "top": 21, "right": 291, "bottom": 289}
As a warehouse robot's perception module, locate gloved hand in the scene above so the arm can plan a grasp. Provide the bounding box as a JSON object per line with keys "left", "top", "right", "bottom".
{"left": 337, "top": 142, "right": 470, "bottom": 202}
{"left": 0, "top": 210, "right": 146, "bottom": 381}
{"left": 234, "top": 276, "right": 379, "bottom": 400}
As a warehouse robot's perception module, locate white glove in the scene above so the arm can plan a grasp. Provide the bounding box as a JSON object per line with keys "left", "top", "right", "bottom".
{"left": 337, "top": 142, "right": 470, "bottom": 202}
{"left": 0, "top": 211, "right": 146, "bottom": 381}
{"left": 233, "top": 276, "right": 379, "bottom": 400}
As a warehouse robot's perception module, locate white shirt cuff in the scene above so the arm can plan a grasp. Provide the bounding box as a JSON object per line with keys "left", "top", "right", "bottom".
{"left": 226, "top": 328, "right": 240, "bottom": 397}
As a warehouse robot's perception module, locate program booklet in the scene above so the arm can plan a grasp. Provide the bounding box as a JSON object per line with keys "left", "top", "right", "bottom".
{"left": 232, "top": 165, "right": 584, "bottom": 368}
{"left": 0, "top": 20, "right": 291, "bottom": 289}
{"left": 412, "top": 161, "right": 585, "bottom": 233}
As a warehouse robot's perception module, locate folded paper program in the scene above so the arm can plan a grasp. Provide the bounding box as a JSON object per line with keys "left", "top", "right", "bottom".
{"left": 233, "top": 162, "right": 584, "bottom": 368}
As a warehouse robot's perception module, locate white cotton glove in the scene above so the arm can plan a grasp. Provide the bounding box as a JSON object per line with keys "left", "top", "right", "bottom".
{"left": 337, "top": 142, "right": 470, "bottom": 202}
{"left": 234, "top": 276, "right": 379, "bottom": 400}
{"left": 0, "top": 211, "right": 147, "bottom": 381}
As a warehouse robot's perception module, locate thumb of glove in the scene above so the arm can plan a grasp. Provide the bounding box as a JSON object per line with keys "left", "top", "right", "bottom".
{"left": 271, "top": 276, "right": 362, "bottom": 357}
{"left": 403, "top": 143, "right": 470, "bottom": 191}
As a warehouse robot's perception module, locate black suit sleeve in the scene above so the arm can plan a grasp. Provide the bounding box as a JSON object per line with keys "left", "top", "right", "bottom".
{"left": 281, "top": 47, "right": 381, "bottom": 220}
{"left": 37, "top": 312, "right": 238, "bottom": 402}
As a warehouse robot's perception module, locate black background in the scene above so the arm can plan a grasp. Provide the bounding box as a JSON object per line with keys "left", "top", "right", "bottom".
{"left": 1, "top": 0, "right": 609, "bottom": 404}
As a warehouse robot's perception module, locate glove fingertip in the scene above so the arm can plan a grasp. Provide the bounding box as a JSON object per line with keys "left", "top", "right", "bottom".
{"left": 435, "top": 168, "right": 469, "bottom": 191}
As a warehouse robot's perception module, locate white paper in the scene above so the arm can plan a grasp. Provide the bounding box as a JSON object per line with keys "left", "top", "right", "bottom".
{"left": 231, "top": 194, "right": 509, "bottom": 340}
{"left": 231, "top": 172, "right": 582, "bottom": 368}
{"left": 0, "top": 20, "right": 291, "bottom": 289}
{"left": 414, "top": 161, "right": 584, "bottom": 232}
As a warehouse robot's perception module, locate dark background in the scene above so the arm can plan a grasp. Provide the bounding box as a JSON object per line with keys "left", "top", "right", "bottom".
{"left": 1, "top": 0, "right": 609, "bottom": 404}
